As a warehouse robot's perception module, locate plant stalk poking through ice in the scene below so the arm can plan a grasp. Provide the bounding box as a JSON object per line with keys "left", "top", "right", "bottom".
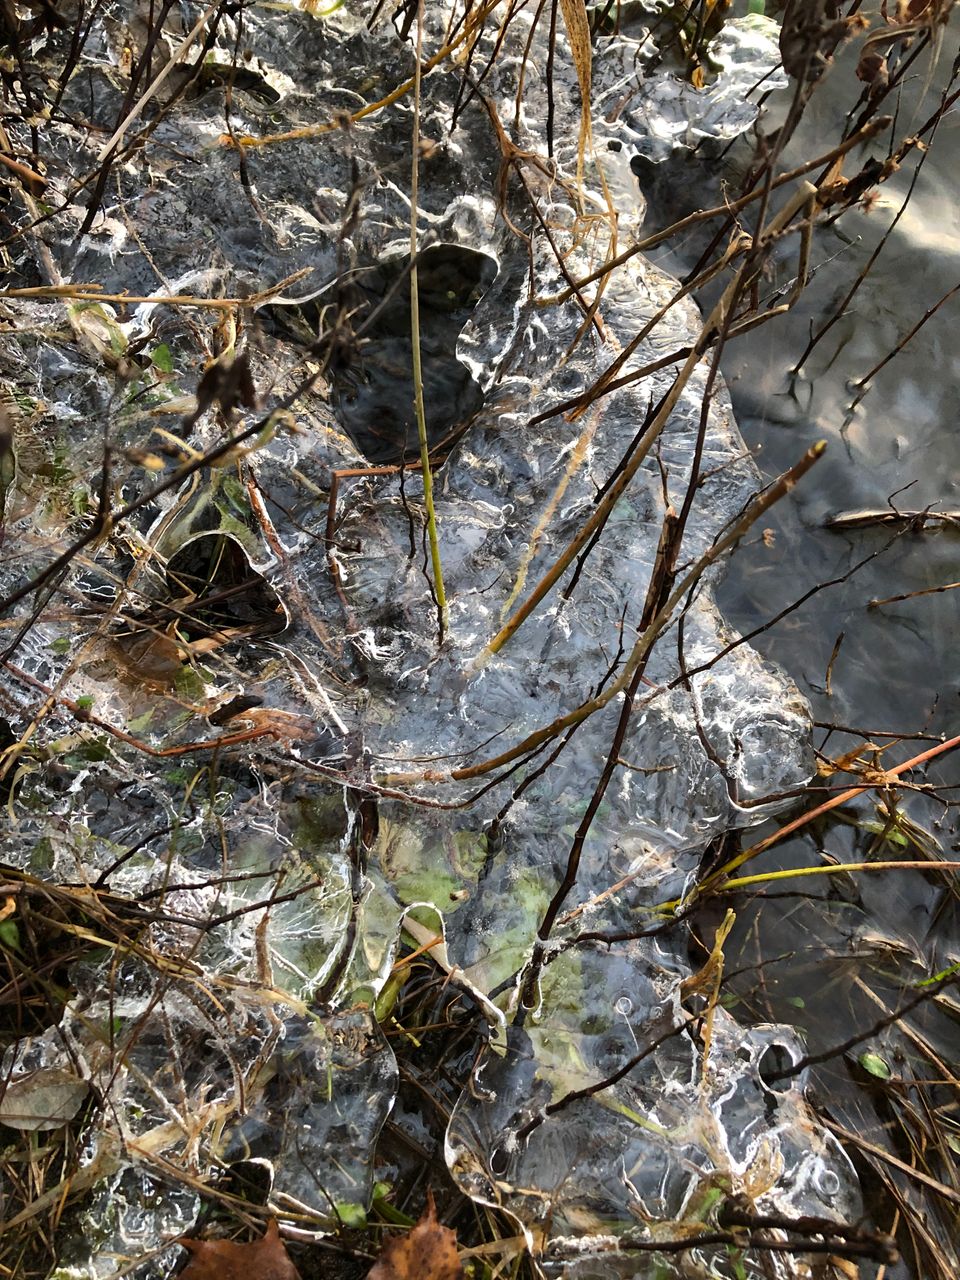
{"left": 479, "top": 181, "right": 818, "bottom": 662}
{"left": 410, "top": 0, "right": 448, "bottom": 642}
{"left": 385, "top": 438, "right": 826, "bottom": 786}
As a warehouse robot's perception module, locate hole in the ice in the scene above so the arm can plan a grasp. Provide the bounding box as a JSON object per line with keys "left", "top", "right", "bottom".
{"left": 757, "top": 1042, "right": 795, "bottom": 1092}
{"left": 162, "top": 534, "right": 288, "bottom": 641}
{"left": 333, "top": 244, "right": 497, "bottom": 464}
{"left": 596, "top": 1035, "right": 626, "bottom": 1074}
{"left": 216, "top": 1157, "right": 274, "bottom": 1208}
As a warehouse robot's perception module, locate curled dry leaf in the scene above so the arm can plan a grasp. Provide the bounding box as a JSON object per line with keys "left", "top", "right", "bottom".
{"left": 234, "top": 706, "right": 320, "bottom": 743}
{"left": 0, "top": 1067, "right": 89, "bottom": 1132}
{"left": 856, "top": 48, "right": 889, "bottom": 88}
{"left": 178, "top": 1219, "right": 301, "bottom": 1280}
{"left": 881, "top": 0, "right": 944, "bottom": 22}
{"left": 367, "top": 1191, "right": 464, "bottom": 1280}
{"left": 779, "top": 2, "right": 867, "bottom": 82}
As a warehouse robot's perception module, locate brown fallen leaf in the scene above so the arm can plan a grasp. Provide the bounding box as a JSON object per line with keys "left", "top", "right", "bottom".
{"left": 367, "top": 1191, "right": 464, "bottom": 1280}
{"left": 0, "top": 1066, "right": 89, "bottom": 1132}
{"left": 856, "top": 47, "right": 888, "bottom": 89}
{"left": 178, "top": 1219, "right": 301, "bottom": 1280}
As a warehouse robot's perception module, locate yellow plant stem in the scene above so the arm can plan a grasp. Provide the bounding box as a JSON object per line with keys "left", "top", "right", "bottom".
{"left": 723, "top": 860, "right": 960, "bottom": 892}
{"left": 409, "top": 0, "right": 447, "bottom": 640}
{"left": 227, "top": 0, "right": 504, "bottom": 149}
{"left": 0, "top": 268, "right": 312, "bottom": 310}
{"left": 695, "top": 729, "right": 960, "bottom": 898}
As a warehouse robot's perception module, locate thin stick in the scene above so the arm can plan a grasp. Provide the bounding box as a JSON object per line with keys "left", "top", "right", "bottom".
{"left": 822, "top": 1115, "right": 960, "bottom": 1208}
{"left": 479, "top": 183, "right": 816, "bottom": 662}
{"left": 552, "top": 120, "right": 890, "bottom": 303}
{"left": 95, "top": 2, "right": 221, "bottom": 164}
{"left": 409, "top": 0, "right": 447, "bottom": 640}
{"left": 694, "top": 731, "right": 960, "bottom": 897}
{"left": 0, "top": 269, "right": 312, "bottom": 309}
{"left": 847, "top": 276, "right": 960, "bottom": 415}
{"left": 226, "top": 0, "right": 504, "bottom": 149}
{"left": 871, "top": 580, "right": 960, "bottom": 608}
{"left": 385, "top": 439, "right": 825, "bottom": 785}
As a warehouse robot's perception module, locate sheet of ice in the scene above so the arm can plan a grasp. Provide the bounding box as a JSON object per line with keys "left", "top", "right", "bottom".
{"left": 0, "top": 4, "right": 853, "bottom": 1275}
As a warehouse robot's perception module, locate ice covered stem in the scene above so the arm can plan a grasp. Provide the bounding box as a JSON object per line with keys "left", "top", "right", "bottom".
{"left": 513, "top": 434, "right": 824, "bottom": 1004}
{"left": 559, "top": 0, "right": 592, "bottom": 188}
{"left": 410, "top": 0, "right": 448, "bottom": 643}
{"left": 478, "top": 181, "right": 818, "bottom": 663}
{"left": 384, "top": 439, "right": 827, "bottom": 788}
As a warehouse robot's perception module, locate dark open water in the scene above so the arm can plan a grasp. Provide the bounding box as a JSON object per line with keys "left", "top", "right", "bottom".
{"left": 639, "top": 9, "right": 960, "bottom": 1271}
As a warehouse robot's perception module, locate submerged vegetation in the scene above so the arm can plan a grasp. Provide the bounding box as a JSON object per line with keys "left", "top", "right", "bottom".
{"left": 0, "top": 1, "right": 958, "bottom": 1278}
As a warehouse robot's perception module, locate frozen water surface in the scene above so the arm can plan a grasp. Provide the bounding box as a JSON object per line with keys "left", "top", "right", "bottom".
{"left": 0, "top": 3, "right": 859, "bottom": 1276}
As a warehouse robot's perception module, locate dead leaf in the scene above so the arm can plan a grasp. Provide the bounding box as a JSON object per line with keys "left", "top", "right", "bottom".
{"left": 856, "top": 48, "right": 889, "bottom": 88}
{"left": 680, "top": 908, "right": 736, "bottom": 1083}
{"left": 0, "top": 1068, "right": 89, "bottom": 1132}
{"left": 179, "top": 1219, "right": 300, "bottom": 1280}
{"left": 881, "top": 0, "right": 939, "bottom": 23}
{"left": 233, "top": 706, "right": 319, "bottom": 743}
{"left": 112, "top": 631, "right": 185, "bottom": 687}
{"left": 184, "top": 349, "right": 258, "bottom": 435}
{"left": 367, "top": 1191, "right": 464, "bottom": 1280}
{"left": 66, "top": 300, "right": 136, "bottom": 377}
{"left": 779, "top": 4, "right": 866, "bottom": 83}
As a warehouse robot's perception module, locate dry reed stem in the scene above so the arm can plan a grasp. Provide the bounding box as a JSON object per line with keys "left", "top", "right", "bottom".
{"left": 693, "top": 731, "right": 960, "bottom": 898}
{"left": 385, "top": 439, "right": 826, "bottom": 785}
{"left": 478, "top": 182, "right": 816, "bottom": 663}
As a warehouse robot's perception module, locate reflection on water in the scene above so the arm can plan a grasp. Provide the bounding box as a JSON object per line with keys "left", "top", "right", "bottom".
{"left": 646, "top": 13, "right": 960, "bottom": 740}
{"left": 636, "top": 9, "right": 960, "bottom": 1274}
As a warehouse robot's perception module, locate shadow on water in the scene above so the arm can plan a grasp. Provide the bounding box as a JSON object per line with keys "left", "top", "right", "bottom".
{"left": 264, "top": 243, "right": 498, "bottom": 464}
{"left": 637, "top": 8, "right": 960, "bottom": 1273}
